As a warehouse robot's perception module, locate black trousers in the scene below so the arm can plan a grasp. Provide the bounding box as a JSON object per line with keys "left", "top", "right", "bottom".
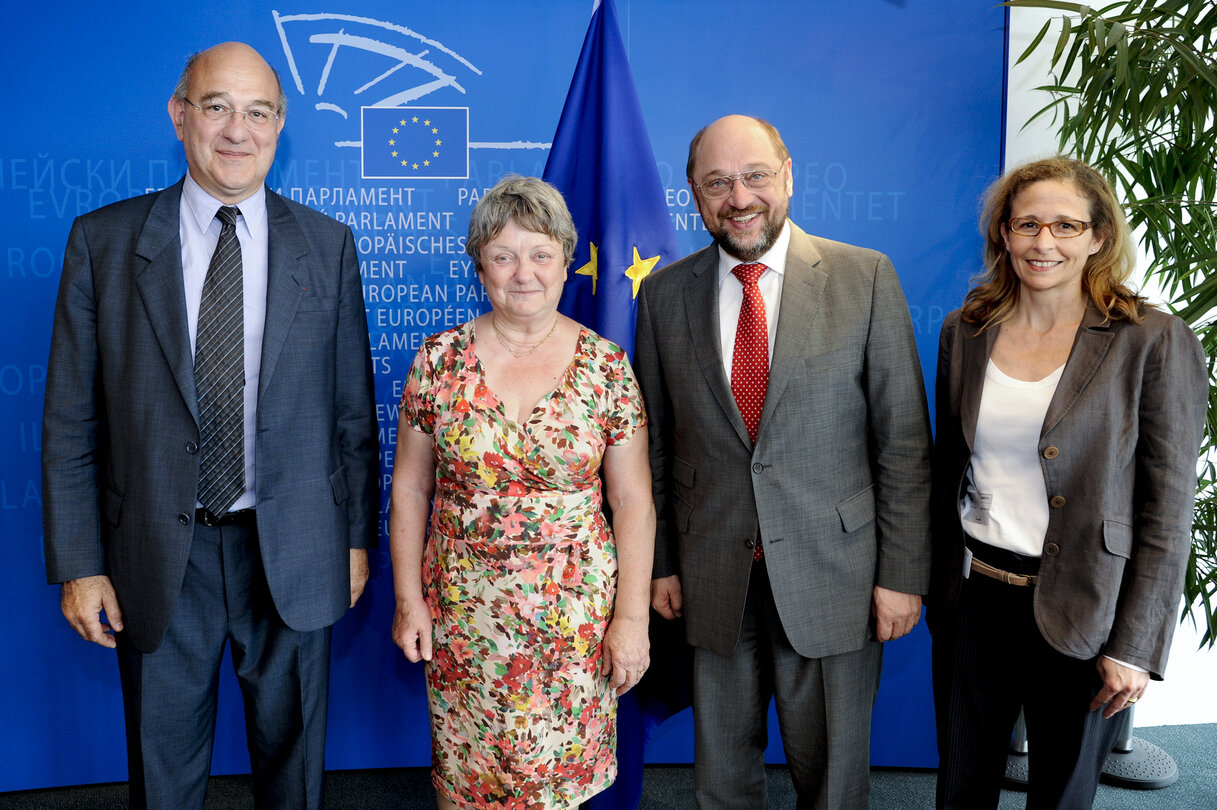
{"left": 115, "top": 517, "right": 332, "bottom": 810}
{"left": 934, "top": 544, "right": 1122, "bottom": 809}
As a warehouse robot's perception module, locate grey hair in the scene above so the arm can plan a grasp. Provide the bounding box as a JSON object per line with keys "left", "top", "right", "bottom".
{"left": 466, "top": 175, "right": 577, "bottom": 271}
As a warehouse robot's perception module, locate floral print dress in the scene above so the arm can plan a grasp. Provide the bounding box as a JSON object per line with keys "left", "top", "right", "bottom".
{"left": 401, "top": 321, "right": 645, "bottom": 810}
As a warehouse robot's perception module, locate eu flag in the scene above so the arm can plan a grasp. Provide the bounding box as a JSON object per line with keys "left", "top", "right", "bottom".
{"left": 543, "top": 2, "right": 685, "bottom": 807}
{"left": 361, "top": 106, "right": 469, "bottom": 179}
{"left": 543, "top": 0, "right": 679, "bottom": 356}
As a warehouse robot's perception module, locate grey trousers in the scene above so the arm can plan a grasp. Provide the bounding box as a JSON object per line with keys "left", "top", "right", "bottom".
{"left": 693, "top": 559, "right": 882, "bottom": 810}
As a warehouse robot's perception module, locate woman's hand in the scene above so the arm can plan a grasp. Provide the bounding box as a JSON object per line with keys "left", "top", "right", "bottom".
{"left": 600, "top": 614, "right": 650, "bottom": 696}
{"left": 392, "top": 595, "right": 433, "bottom": 663}
{"left": 1090, "top": 657, "right": 1150, "bottom": 719}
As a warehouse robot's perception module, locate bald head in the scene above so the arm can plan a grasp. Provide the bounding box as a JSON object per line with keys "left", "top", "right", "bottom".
{"left": 685, "top": 114, "right": 794, "bottom": 262}
{"left": 168, "top": 41, "right": 287, "bottom": 204}
{"left": 686, "top": 115, "right": 790, "bottom": 183}
{"left": 172, "top": 42, "right": 287, "bottom": 115}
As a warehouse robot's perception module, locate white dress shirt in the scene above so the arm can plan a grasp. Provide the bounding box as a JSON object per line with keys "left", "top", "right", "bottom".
{"left": 716, "top": 220, "right": 792, "bottom": 382}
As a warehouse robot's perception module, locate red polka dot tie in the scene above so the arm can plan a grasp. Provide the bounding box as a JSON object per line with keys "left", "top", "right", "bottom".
{"left": 731, "top": 262, "right": 769, "bottom": 444}
{"left": 732, "top": 262, "right": 769, "bottom": 560}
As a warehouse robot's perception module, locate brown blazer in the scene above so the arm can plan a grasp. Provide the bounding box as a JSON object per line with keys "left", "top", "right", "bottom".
{"left": 929, "top": 303, "right": 1206, "bottom": 677}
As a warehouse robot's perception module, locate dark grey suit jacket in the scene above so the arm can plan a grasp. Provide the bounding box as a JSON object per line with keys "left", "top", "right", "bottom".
{"left": 42, "top": 179, "right": 379, "bottom": 653}
{"left": 634, "top": 223, "right": 932, "bottom": 659}
{"left": 929, "top": 304, "right": 1206, "bottom": 677}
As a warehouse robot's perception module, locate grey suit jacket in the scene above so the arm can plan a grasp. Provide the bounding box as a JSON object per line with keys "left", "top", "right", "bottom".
{"left": 929, "top": 304, "right": 1206, "bottom": 677}
{"left": 634, "top": 223, "right": 932, "bottom": 658}
{"left": 42, "top": 179, "right": 379, "bottom": 653}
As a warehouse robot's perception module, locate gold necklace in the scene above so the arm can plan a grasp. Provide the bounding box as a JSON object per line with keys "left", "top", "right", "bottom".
{"left": 490, "top": 313, "right": 559, "bottom": 358}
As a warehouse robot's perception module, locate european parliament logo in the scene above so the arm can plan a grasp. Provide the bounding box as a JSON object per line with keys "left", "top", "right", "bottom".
{"left": 361, "top": 107, "right": 469, "bottom": 179}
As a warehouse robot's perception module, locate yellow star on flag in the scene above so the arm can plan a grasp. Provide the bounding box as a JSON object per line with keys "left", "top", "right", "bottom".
{"left": 575, "top": 242, "right": 599, "bottom": 294}
{"left": 625, "top": 246, "right": 661, "bottom": 298}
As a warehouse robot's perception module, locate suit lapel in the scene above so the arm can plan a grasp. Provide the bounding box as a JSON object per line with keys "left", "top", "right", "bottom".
{"left": 761, "top": 224, "right": 825, "bottom": 436}
{"left": 133, "top": 182, "right": 198, "bottom": 421}
{"left": 958, "top": 319, "right": 997, "bottom": 451}
{"left": 1042, "top": 302, "right": 1114, "bottom": 437}
{"left": 258, "top": 189, "right": 311, "bottom": 403}
{"left": 682, "top": 248, "right": 752, "bottom": 446}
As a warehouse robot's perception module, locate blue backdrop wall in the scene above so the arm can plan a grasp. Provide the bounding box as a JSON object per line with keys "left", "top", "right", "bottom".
{"left": 0, "top": 0, "right": 1005, "bottom": 791}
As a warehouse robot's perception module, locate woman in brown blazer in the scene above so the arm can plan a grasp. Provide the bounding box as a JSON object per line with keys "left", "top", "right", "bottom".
{"left": 929, "top": 157, "right": 1207, "bottom": 809}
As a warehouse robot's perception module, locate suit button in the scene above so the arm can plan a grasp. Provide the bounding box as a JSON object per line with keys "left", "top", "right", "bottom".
{"left": 186, "top": 441, "right": 199, "bottom": 454}
{"left": 178, "top": 512, "right": 191, "bottom": 525}
{"left": 751, "top": 462, "right": 763, "bottom": 474}
{"left": 744, "top": 537, "right": 755, "bottom": 549}
{"left": 1043, "top": 446, "right": 1059, "bottom": 459}
{"left": 1050, "top": 495, "right": 1066, "bottom": 508}
{"left": 1044, "top": 542, "right": 1060, "bottom": 556}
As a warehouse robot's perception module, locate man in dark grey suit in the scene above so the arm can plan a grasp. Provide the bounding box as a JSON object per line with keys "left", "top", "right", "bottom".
{"left": 634, "top": 115, "right": 932, "bottom": 808}
{"left": 41, "top": 42, "right": 378, "bottom": 809}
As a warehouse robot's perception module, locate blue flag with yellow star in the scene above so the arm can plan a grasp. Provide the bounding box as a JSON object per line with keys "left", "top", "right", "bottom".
{"left": 361, "top": 106, "right": 469, "bottom": 179}
{"left": 543, "top": 0, "right": 679, "bottom": 356}
{"left": 543, "top": 3, "right": 685, "bottom": 808}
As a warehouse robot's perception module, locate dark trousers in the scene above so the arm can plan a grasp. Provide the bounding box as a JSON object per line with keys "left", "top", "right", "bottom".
{"left": 693, "top": 559, "right": 882, "bottom": 810}
{"left": 935, "top": 544, "right": 1122, "bottom": 809}
{"left": 115, "top": 518, "right": 332, "bottom": 810}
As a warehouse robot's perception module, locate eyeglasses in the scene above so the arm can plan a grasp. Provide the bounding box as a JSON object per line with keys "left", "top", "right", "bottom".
{"left": 1006, "top": 217, "right": 1093, "bottom": 238}
{"left": 181, "top": 98, "right": 281, "bottom": 130}
{"left": 694, "top": 168, "right": 783, "bottom": 199}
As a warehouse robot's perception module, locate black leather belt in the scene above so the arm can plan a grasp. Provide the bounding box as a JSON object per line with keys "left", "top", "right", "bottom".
{"left": 195, "top": 507, "right": 256, "bottom": 527}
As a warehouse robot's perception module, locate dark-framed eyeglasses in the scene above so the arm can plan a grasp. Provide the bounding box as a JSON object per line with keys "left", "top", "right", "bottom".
{"left": 694, "top": 167, "right": 784, "bottom": 199}
{"left": 181, "top": 98, "right": 281, "bottom": 130}
{"left": 1006, "top": 217, "right": 1093, "bottom": 238}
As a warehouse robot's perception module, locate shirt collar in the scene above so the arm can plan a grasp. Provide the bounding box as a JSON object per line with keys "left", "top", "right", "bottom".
{"left": 181, "top": 173, "right": 267, "bottom": 235}
{"left": 717, "top": 219, "right": 791, "bottom": 287}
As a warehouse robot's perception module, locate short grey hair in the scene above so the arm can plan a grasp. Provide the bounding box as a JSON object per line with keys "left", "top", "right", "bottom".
{"left": 466, "top": 175, "right": 577, "bottom": 271}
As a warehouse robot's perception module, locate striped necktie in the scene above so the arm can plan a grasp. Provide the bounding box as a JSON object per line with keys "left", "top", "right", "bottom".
{"left": 195, "top": 205, "right": 245, "bottom": 516}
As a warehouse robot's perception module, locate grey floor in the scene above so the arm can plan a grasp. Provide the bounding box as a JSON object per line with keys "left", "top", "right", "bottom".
{"left": 2, "top": 724, "right": 1212, "bottom": 808}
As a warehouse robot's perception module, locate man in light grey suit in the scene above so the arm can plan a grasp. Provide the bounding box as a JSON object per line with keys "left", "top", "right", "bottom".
{"left": 41, "top": 42, "right": 377, "bottom": 809}
{"left": 634, "top": 115, "right": 932, "bottom": 808}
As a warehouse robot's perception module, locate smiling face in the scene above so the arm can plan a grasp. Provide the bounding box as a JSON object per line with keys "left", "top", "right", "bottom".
{"left": 1002, "top": 179, "right": 1105, "bottom": 300}
{"left": 477, "top": 219, "right": 569, "bottom": 323}
{"left": 169, "top": 42, "right": 285, "bottom": 205}
{"left": 689, "top": 115, "right": 793, "bottom": 262}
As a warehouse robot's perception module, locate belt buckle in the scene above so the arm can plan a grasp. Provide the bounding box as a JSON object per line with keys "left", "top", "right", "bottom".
{"left": 197, "top": 508, "right": 220, "bottom": 527}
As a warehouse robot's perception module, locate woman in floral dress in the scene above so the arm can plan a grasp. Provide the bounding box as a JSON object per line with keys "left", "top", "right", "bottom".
{"left": 389, "top": 175, "right": 655, "bottom": 810}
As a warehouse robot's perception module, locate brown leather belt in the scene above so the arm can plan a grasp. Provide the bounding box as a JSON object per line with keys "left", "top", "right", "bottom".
{"left": 970, "top": 556, "right": 1037, "bottom": 587}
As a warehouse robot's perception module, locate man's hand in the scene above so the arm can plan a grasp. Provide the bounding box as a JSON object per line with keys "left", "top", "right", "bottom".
{"left": 650, "top": 575, "right": 683, "bottom": 620}
{"left": 61, "top": 575, "right": 123, "bottom": 648}
{"left": 872, "top": 586, "right": 921, "bottom": 642}
{"left": 1091, "top": 657, "right": 1150, "bottom": 719}
{"left": 350, "top": 549, "right": 370, "bottom": 607}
